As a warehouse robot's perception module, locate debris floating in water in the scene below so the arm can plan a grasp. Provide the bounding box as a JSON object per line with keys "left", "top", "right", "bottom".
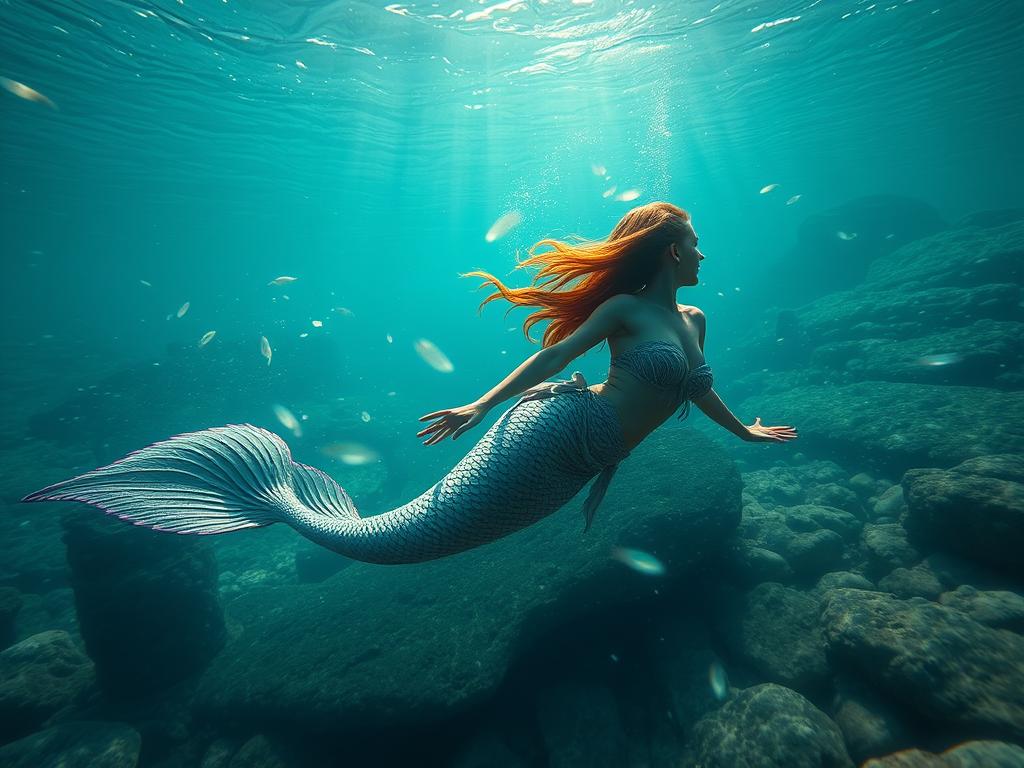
{"left": 616, "top": 189, "right": 641, "bottom": 202}
{"left": 602, "top": 185, "right": 617, "bottom": 199}
{"left": 0, "top": 76, "right": 57, "bottom": 109}
{"left": 360, "top": 410, "right": 371, "bottom": 423}
{"left": 385, "top": 333, "right": 393, "bottom": 344}
{"left": 786, "top": 194, "right": 801, "bottom": 205}
{"left": 260, "top": 335, "right": 272, "bottom": 366}
{"left": 333, "top": 306, "right": 355, "bottom": 317}
{"left": 759, "top": 184, "right": 779, "bottom": 194}
{"left": 414, "top": 338, "right": 454, "bottom": 373}
{"left": 917, "top": 352, "right": 962, "bottom": 367}
{"left": 176, "top": 301, "right": 190, "bottom": 318}
{"left": 139, "top": 279, "right": 152, "bottom": 287}
{"left": 709, "top": 660, "right": 729, "bottom": 700}
{"left": 299, "top": 332, "right": 309, "bottom": 338}
{"left": 268, "top": 276, "right": 298, "bottom": 286}
{"left": 837, "top": 231, "right": 858, "bottom": 240}
{"left": 610, "top": 546, "right": 665, "bottom": 576}
{"left": 198, "top": 330, "right": 216, "bottom": 347}
{"left": 485, "top": 211, "right": 522, "bottom": 243}
{"left": 272, "top": 404, "right": 302, "bottom": 437}
{"left": 320, "top": 441, "right": 380, "bottom": 465}
{"left": 591, "top": 163, "right": 607, "bottom": 176}
{"left": 311, "top": 320, "right": 323, "bottom": 328}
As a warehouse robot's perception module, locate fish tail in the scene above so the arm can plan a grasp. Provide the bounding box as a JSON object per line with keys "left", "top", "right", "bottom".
{"left": 22, "top": 424, "right": 358, "bottom": 535}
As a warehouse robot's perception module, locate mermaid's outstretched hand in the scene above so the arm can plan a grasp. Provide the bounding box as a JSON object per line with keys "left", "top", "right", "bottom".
{"left": 417, "top": 402, "right": 490, "bottom": 445}
{"left": 742, "top": 417, "right": 798, "bottom": 443}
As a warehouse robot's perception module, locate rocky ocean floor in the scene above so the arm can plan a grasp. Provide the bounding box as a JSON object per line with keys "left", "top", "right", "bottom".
{"left": 0, "top": 207, "right": 1022, "bottom": 767}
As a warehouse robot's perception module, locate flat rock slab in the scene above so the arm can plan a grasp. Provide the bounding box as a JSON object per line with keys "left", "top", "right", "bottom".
{"left": 0, "top": 721, "right": 140, "bottom": 768}
{"left": 196, "top": 428, "right": 742, "bottom": 734}
{"left": 822, "top": 589, "right": 1024, "bottom": 739}
{"left": 739, "top": 381, "right": 1024, "bottom": 477}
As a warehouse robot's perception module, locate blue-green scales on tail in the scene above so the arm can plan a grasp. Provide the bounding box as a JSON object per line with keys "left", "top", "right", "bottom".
{"left": 22, "top": 373, "right": 631, "bottom": 565}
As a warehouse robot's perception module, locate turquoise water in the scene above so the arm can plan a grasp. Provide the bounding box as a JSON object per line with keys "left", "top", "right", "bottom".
{"left": 1, "top": 1, "right": 1022, "bottom": 766}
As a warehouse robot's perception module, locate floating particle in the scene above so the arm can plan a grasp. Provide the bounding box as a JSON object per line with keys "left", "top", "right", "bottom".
{"left": 485, "top": 211, "right": 522, "bottom": 243}
{"left": 610, "top": 546, "right": 665, "bottom": 576}
{"left": 759, "top": 184, "right": 779, "bottom": 194}
{"left": 591, "top": 163, "right": 606, "bottom": 176}
{"left": 176, "top": 301, "right": 190, "bottom": 318}
{"left": 268, "top": 276, "right": 298, "bottom": 286}
{"left": 311, "top": 320, "right": 323, "bottom": 328}
{"left": 615, "top": 189, "right": 641, "bottom": 201}
{"left": 709, "top": 660, "right": 729, "bottom": 700}
{"left": 260, "top": 335, "right": 272, "bottom": 366}
{"left": 139, "top": 279, "right": 152, "bottom": 287}
{"left": 917, "top": 352, "right": 962, "bottom": 367}
{"left": 299, "top": 332, "right": 309, "bottom": 338}
{"left": 360, "top": 410, "right": 371, "bottom": 423}
{"left": 333, "top": 306, "right": 355, "bottom": 317}
{"left": 272, "top": 404, "right": 302, "bottom": 437}
{"left": 751, "top": 15, "right": 801, "bottom": 33}
{"left": 385, "top": 333, "right": 393, "bottom": 344}
{"left": 320, "top": 441, "right": 380, "bottom": 465}
{"left": 0, "top": 76, "right": 57, "bottom": 109}
{"left": 602, "top": 185, "right": 617, "bottom": 198}
{"left": 414, "top": 338, "right": 454, "bottom": 373}
{"left": 198, "top": 330, "right": 216, "bottom": 347}
{"left": 837, "top": 231, "right": 858, "bottom": 240}
{"left": 785, "top": 194, "right": 801, "bottom": 205}
{"left": 295, "top": 60, "right": 307, "bottom": 70}
{"left": 609, "top": 653, "right": 619, "bottom": 662}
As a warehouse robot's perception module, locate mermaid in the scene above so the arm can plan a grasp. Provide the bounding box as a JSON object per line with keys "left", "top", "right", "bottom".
{"left": 23, "top": 203, "right": 797, "bottom": 564}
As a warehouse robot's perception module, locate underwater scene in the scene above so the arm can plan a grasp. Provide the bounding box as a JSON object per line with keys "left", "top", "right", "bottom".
{"left": 1, "top": 0, "right": 1023, "bottom": 766}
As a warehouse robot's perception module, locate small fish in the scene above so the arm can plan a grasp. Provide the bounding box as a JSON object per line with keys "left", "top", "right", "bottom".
{"left": 785, "top": 194, "right": 801, "bottom": 205}
{"left": 260, "top": 335, "right": 272, "bottom": 366}
{"left": 272, "top": 404, "right": 302, "bottom": 437}
{"left": 176, "top": 301, "right": 190, "bottom": 318}
{"left": 311, "top": 320, "right": 323, "bottom": 328}
{"left": 0, "top": 76, "right": 58, "bottom": 110}
{"left": 759, "top": 184, "right": 779, "bottom": 194}
{"left": 837, "top": 231, "right": 858, "bottom": 241}
{"left": 610, "top": 546, "right": 665, "bottom": 576}
{"left": 360, "top": 410, "right": 371, "bottom": 423}
{"left": 299, "top": 332, "right": 309, "bottom": 338}
{"left": 332, "top": 306, "right": 355, "bottom": 317}
{"left": 591, "top": 163, "right": 607, "bottom": 176}
{"left": 414, "top": 338, "right": 454, "bottom": 373}
{"left": 198, "top": 330, "right": 216, "bottom": 347}
{"left": 485, "top": 211, "right": 522, "bottom": 243}
{"left": 320, "top": 441, "right": 380, "bottom": 465}
{"left": 268, "top": 276, "right": 298, "bottom": 286}
{"left": 295, "top": 60, "right": 307, "bottom": 70}
{"left": 385, "top": 333, "right": 393, "bottom": 344}
{"left": 708, "top": 660, "right": 729, "bottom": 700}
{"left": 615, "top": 189, "right": 641, "bottom": 202}
{"left": 139, "top": 279, "right": 152, "bottom": 287}
{"left": 917, "top": 352, "right": 962, "bottom": 367}
{"left": 602, "top": 185, "right": 618, "bottom": 199}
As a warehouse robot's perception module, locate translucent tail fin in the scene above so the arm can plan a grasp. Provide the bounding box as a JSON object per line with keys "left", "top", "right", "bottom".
{"left": 22, "top": 424, "right": 357, "bottom": 535}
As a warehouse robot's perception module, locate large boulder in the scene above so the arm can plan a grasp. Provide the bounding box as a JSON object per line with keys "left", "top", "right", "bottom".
{"left": 821, "top": 589, "right": 1024, "bottom": 740}
{"left": 0, "top": 631, "right": 96, "bottom": 745}
{"left": 863, "top": 740, "right": 1024, "bottom": 767}
{"left": 194, "top": 428, "right": 742, "bottom": 736}
{"left": 685, "top": 683, "right": 854, "bottom": 768}
{"left": 61, "top": 512, "right": 225, "bottom": 700}
{"left": 713, "top": 583, "right": 830, "bottom": 698}
{"left": 0, "top": 721, "right": 140, "bottom": 768}
{"left": 902, "top": 454, "right": 1024, "bottom": 580}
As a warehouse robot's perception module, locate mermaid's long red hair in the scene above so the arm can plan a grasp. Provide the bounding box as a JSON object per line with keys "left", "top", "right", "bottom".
{"left": 461, "top": 202, "right": 691, "bottom": 349}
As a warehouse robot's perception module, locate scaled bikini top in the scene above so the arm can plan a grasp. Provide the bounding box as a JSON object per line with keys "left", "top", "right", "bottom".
{"left": 609, "top": 340, "right": 714, "bottom": 420}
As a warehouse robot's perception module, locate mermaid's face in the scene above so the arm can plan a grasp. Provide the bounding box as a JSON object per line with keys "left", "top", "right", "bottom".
{"left": 672, "top": 222, "right": 704, "bottom": 285}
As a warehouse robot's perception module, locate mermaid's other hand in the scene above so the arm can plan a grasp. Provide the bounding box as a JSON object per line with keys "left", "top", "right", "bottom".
{"left": 417, "top": 402, "right": 489, "bottom": 445}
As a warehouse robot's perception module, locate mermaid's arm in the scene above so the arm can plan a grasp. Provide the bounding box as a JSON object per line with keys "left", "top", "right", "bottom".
{"left": 693, "top": 389, "right": 750, "bottom": 440}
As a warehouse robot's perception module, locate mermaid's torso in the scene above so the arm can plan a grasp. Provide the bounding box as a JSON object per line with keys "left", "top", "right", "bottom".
{"left": 592, "top": 339, "right": 714, "bottom": 450}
